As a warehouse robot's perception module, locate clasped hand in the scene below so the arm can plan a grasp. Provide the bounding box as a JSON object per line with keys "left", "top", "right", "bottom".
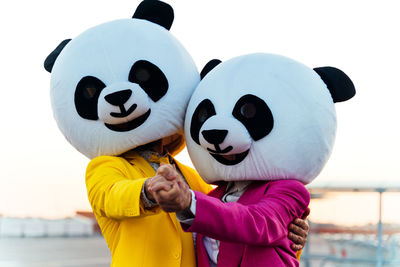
{"left": 146, "top": 164, "right": 192, "bottom": 213}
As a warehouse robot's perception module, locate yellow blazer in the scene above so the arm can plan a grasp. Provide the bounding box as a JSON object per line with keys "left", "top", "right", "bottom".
{"left": 86, "top": 151, "right": 212, "bottom": 267}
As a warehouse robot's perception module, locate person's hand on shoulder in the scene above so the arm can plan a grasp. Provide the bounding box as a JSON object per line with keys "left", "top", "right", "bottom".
{"left": 288, "top": 207, "right": 310, "bottom": 251}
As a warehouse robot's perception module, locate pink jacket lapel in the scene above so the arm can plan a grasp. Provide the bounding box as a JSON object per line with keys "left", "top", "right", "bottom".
{"left": 196, "top": 184, "right": 227, "bottom": 267}
{"left": 218, "top": 182, "right": 269, "bottom": 266}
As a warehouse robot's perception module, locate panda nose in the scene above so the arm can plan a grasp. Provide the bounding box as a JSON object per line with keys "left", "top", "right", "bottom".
{"left": 105, "top": 89, "right": 132, "bottom": 106}
{"left": 201, "top": 129, "right": 228, "bottom": 145}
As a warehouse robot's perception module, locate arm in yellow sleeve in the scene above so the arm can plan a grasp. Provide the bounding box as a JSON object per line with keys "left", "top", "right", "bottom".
{"left": 85, "top": 156, "right": 161, "bottom": 220}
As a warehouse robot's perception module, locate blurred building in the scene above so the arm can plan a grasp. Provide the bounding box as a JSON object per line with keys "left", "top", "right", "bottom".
{"left": 0, "top": 212, "right": 99, "bottom": 238}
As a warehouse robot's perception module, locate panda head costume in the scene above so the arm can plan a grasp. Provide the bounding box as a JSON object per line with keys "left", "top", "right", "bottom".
{"left": 44, "top": 0, "right": 199, "bottom": 159}
{"left": 184, "top": 53, "right": 355, "bottom": 185}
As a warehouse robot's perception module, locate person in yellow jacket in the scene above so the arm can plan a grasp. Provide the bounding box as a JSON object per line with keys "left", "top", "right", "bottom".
{"left": 86, "top": 138, "right": 212, "bottom": 267}
{"left": 44, "top": 1, "right": 309, "bottom": 266}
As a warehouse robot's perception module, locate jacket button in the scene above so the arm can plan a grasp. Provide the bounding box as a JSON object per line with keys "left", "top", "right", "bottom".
{"left": 174, "top": 252, "right": 180, "bottom": 259}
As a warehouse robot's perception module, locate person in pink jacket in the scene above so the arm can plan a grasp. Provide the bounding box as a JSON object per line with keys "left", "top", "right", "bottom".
{"left": 149, "top": 53, "right": 355, "bottom": 266}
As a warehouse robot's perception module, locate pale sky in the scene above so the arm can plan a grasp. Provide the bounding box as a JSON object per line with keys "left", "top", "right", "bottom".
{"left": 1, "top": 0, "right": 399, "bottom": 226}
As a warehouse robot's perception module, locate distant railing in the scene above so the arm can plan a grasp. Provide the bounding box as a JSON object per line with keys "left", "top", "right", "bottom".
{"left": 301, "top": 254, "right": 400, "bottom": 267}
{"left": 301, "top": 231, "right": 400, "bottom": 267}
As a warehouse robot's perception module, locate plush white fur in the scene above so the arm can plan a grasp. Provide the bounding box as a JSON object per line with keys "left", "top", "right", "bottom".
{"left": 50, "top": 19, "right": 199, "bottom": 159}
{"left": 184, "top": 53, "right": 337, "bottom": 185}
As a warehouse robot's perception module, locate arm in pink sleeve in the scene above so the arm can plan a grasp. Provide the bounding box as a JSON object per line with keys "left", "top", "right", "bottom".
{"left": 182, "top": 180, "right": 310, "bottom": 246}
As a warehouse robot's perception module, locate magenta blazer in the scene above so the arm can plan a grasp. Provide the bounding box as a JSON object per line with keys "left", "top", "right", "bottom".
{"left": 181, "top": 180, "right": 310, "bottom": 267}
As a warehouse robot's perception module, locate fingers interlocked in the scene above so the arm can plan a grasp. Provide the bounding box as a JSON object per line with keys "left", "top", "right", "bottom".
{"left": 148, "top": 164, "right": 192, "bottom": 213}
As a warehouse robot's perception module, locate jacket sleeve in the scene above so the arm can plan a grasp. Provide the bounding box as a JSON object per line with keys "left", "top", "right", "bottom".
{"left": 85, "top": 156, "right": 161, "bottom": 220}
{"left": 182, "top": 180, "right": 310, "bottom": 246}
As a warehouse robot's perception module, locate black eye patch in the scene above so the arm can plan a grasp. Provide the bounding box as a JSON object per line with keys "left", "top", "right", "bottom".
{"left": 232, "top": 94, "right": 274, "bottom": 141}
{"left": 129, "top": 60, "right": 169, "bottom": 102}
{"left": 75, "top": 76, "right": 106, "bottom": 120}
{"left": 190, "top": 99, "right": 216, "bottom": 145}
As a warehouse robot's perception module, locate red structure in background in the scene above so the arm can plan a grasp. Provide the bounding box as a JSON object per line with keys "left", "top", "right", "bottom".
{"left": 76, "top": 211, "right": 102, "bottom": 234}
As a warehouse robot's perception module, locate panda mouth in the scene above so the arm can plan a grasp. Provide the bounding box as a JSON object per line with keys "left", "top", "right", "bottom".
{"left": 209, "top": 149, "right": 249, "bottom": 166}
{"left": 110, "top": 104, "right": 138, "bottom": 118}
{"left": 105, "top": 109, "right": 151, "bottom": 132}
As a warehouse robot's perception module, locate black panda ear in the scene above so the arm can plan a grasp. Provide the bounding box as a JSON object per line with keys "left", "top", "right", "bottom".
{"left": 44, "top": 39, "right": 71, "bottom": 73}
{"left": 200, "top": 59, "right": 222, "bottom": 80}
{"left": 314, "top": 66, "right": 356, "bottom": 103}
{"left": 133, "top": 0, "right": 174, "bottom": 30}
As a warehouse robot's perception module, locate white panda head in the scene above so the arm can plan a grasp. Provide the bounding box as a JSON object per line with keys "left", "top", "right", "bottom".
{"left": 44, "top": 0, "right": 199, "bottom": 159}
{"left": 184, "top": 53, "right": 355, "bottom": 185}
